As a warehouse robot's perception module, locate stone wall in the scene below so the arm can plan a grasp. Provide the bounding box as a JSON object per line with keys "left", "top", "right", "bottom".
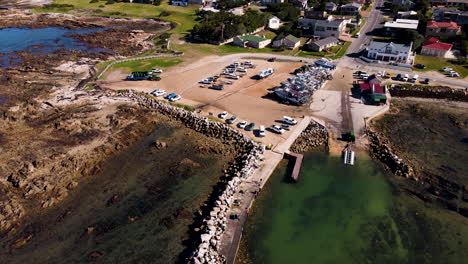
{"left": 389, "top": 84, "right": 468, "bottom": 102}
{"left": 290, "top": 119, "right": 329, "bottom": 153}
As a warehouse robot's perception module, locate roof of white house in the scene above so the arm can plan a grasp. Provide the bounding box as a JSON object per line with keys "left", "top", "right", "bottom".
{"left": 384, "top": 19, "right": 419, "bottom": 30}
{"left": 341, "top": 3, "right": 362, "bottom": 8}
{"left": 368, "top": 41, "right": 412, "bottom": 54}
{"left": 312, "top": 37, "right": 339, "bottom": 47}
{"left": 269, "top": 16, "right": 280, "bottom": 21}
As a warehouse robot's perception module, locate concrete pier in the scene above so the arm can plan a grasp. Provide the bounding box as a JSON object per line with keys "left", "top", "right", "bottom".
{"left": 284, "top": 152, "right": 304, "bottom": 182}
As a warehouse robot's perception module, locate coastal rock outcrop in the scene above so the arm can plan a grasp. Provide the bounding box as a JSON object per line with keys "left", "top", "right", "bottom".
{"left": 290, "top": 119, "right": 328, "bottom": 153}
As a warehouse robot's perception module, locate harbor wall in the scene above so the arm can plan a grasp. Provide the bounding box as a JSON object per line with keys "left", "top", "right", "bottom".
{"left": 289, "top": 119, "right": 329, "bottom": 153}
{"left": 388, "top": 84, "right": 468, "bottom": 102}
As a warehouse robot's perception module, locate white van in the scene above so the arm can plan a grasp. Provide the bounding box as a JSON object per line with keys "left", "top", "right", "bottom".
{"left": 282, "top": 116, "right": 297, "bottom": 125}
{"left": 410, "top": 74, "right": 419, "bottom": 83}
{"left": 258, "top": 125, "right": 265, "bottom": 137}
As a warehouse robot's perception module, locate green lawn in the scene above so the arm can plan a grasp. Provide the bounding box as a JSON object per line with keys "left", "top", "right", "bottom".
{"left": 172, "top": 42, "right": 298, "bottom": 57}
{"left": 414, "top": 55, "right": 468, "bottom": 78}
{"left": 112, "top": 57, "right": 182, "bottom": 71}
{"left": 297, "top": 41, "right": 351, "bottom": 60}
{"left": 35, "top": 0, "right": 199, "bottom": 34}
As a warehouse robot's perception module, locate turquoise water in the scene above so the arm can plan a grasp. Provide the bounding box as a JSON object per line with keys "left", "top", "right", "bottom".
{"left": 0, "top": 27, "right": 107, "bottom": 67}
{"left": 241, "top": 152, "right": 468, "bottom": 264}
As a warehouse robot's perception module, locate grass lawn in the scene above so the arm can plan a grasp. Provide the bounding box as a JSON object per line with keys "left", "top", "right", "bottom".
{"left": 172, "top": 42, "right": 298, "bottom": 57}
{"left": 297, "top": 41, "right": 351, "bottom": 60}
{"left": 257, "top": 30, "right": 277, "bottom": 40}
{"left": 35, "top": 0, "right": 199, "bottom": 34}
{"left": 414, "top": 55, "right": 468, "bottom": 78}
{"left": 112, "top": 57, "right": 182, "bottom": 71}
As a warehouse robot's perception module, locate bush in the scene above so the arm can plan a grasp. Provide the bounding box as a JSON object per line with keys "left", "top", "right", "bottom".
{"left": 99, "top": 5, "right": 105, "bottom": 7}
{"left": 89, "top": 0, "right": 99, "bottom": 3}
{"left": 153, "top": 0, "right": 162, "bottom": 5}
{"left": 105, "top": 0, "right": 115, "bottom": 5}
{"left": 108, "top": 11, "right": 126, "bottom": 16}
{"left": 160, "top": 11, "right": 171, "bottom": 17}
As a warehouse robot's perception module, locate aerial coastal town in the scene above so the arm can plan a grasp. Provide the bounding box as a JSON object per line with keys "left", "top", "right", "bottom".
{"left": 0, "top": 0, "right": 467, "bottom": 263}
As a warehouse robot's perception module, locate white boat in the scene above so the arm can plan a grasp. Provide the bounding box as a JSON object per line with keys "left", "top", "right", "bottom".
{"left": 344, "top": 149, "right": 355, "bottom": 165}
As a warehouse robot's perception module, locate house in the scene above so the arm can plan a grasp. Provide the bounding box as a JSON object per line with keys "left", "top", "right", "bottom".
{"left": 340, "top": 3, "right": 362, "bottom": 16}
{"left": 392, "top": 0, "right": 415, "bottom": 9}
{"left": 229, "top": 7, "right": 244, "bottom": 16}
{"left": 397, "top": 11, "right": 418, "bottom": 18}
{"left": 366, "top": 41, "right": 413, "bottom": 64}
{"left": 187, "top": 0, "right": 206, "bottom": 4}
{"left": 307, "top": 37, "right": 340, "bottom": 51}
{"left": 298, "top": 18, "right": 348, "bottom": 38}
{"left": 426, "top": 20, "right": 461, "bottom": 37}
{"left": 360, "top": 82, "right": 387, "bottom": 104}
{"left": 384, "top": 19, "right": 419, "bottom": 36}
{"left": 200, "top": 7, "right": 219, "bottom": 12}
{"left": 272, "top": 34, "right": 301, "bottom": 49}
{"left": 433, "top": 7, "right": 468, "bottom": 25}
{"left": 261, "top": 0, "right": 284, "bottom": 5}
{"left": 268, "top": 16, "right": 281, "bottom": 29}
{"left": 421, "top": 37, "right": 453, "bottom": 57}
{"left": 233, "top": 35, "right": 271, "bottom": 48}
{"left": 325, "top": 2, "right": 338, "bottom": 13}
{"left": 430, "top": 0, "right": 468, "bottom": 7}
{"left": 304, "top": 9, "right": 328, "bottom": 19}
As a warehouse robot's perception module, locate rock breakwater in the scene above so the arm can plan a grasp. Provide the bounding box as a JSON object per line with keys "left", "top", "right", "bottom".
{"left": 389, "top": 84, "right": 468, "bottom": 102}
{"left": 290, "top": 119, "right": 328, "bottom": 153}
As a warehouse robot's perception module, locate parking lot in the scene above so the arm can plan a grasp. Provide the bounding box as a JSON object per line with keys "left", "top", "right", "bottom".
{"left": 101, "top": 58, "right": 310, "bottom": 145}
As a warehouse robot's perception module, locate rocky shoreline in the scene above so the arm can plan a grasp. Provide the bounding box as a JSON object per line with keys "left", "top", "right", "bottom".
{"left": 289, "top": 119, "right": 329, "bottom": 153}
{"left": 388, "top": 84, "right": 468, "bottom": 102}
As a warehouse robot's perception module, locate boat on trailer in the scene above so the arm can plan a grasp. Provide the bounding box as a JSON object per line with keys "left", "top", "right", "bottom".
{"left": 344, "top": 148, "right": 355, "bottom": 165}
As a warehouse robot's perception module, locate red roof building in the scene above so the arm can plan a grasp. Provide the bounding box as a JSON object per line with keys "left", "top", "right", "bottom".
{"left": 421, "top": 38, "right": 453, "bottom": 57}
{"left": 426, "top": 21, "right": 461, "bottom": 37}
{"left": 360, "top": 83, "right": 385, "bottom": 94}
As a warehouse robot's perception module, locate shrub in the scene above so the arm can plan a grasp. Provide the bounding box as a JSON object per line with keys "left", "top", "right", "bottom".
{"left": 160, "top": 11, "right": 171, "bottom": 17}
{"left": 105, "top": 0, "right": 115, "bottom": 5}
{"left": 89, "top": 0, "right": 99, "bottom": 3}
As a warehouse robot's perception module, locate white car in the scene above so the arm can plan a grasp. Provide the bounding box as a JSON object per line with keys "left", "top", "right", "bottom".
{"left": 150, "top": 89, "right": 166, "bottom": 97}
{"left": 281, "top": 124, "right": 291, "bottom": 131}
{"left": 152, "top": 68, "right": 163, "bottom": 73}
{"left": 237, "top": 121, "right": 247, "bottom": 129}
{"left": 219, "top": 111, "right": 228, "bottom": 119}
{"left": 270, "top": 125, "right": 285, "bottom": 134}
{"left": 169, "top": 95, "right": 181, "bottom": 102}
{"left": 258, "top": 125, "right": 265, "bottom": 137}
{"left": 237, "top": 68, "right": 247, "bottom": 72}
{"left": 199, "top": 79, "right": 212, "bottom": 84}
{"left": 282, "top": 116, "right": 297, "bottom": 125}
{"left": 448, "top": 71, "right": 460, "bottom": 77}
{"left": 227, "top": 74, "right": 240, "bottom": 80}
{"left": 442, "top": 67, "right": 453, "bottom": 72}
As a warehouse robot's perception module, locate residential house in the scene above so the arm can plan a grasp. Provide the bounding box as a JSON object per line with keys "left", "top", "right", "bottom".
{"left": 187, "top": 0, "right": 206, "bottom": 4}
{"left": 426, "top": 20, "right": 461, "bottom": 37}
{"left": 430, "top": 0, "right": 468, "bottom": 7}
{"left": 397, "top": 11, "right": 418, "bottom": 18}
{"left": 268, "top": 16, "right": 281, "bottom": 29}
{"left": 261, "top": 0, "right": 284, "bottom": 5}
{"left": 366, "top": 41, "right": 413, "bottom": 64}
{"left": 272, "top": 34, "right": 301, "bottom": 49}
{"left": 359, "top": 82, "right": 387, "bottom": 104}
{"left": 307, "top": 36, "right": 340, "bottom": 51}
{"left": 421, "top": 37, "right": 453, "bottom": 57}
{"left": 433, "top": 7, "right": 468, "bottom": 25}
{"left": 325, "top": 2, "right": 338, "bottom": 13}
{"left": 298, "top": 18, "right": 348, "bottom": 38}
{"left": 384, "top": 19, "right": 419, "bottom": 36}
{"left": 392, "top": 0, "right": 415, "bottom": 9}
{"left": 304, "top": 9, "right": 328, "bottom": 19}
{"left": 229, "top": 7, "right": 244, "bottom": 16}
{"left": 340, "top": 3, "right": 362, "bottom": 16}
{"left": 233, "top": 35, "right": 271, "bottom": 48}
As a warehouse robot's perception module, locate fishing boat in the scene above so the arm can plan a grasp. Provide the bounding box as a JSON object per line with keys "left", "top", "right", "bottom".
{"left": 343, "top": 148, "right": 355, "bottom": 165}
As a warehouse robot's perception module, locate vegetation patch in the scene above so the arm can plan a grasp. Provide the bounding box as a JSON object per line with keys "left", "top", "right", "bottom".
{"left": 111, "top": 57, "right": 182, "bottom": 72}
{"left": 414, "top": 55, "right": 468, "bottom": 78}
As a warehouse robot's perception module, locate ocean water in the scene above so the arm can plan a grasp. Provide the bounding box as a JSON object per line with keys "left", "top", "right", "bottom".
{"left": 240, "top": 152, "right": 468, "bottom": 264}
{"left": 0, "top": 27, "right": 108, "bottom": 67}
{"left": 2, "top": 122, "right": 235, "bottom": 264}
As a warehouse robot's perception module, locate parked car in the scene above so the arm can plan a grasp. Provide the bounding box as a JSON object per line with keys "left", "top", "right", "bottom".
{"left": 199, "top": 79, "right": 212, "bottom": 84}
{"left": 224, "top": 80, "right": 233, "bottom": 85}
{"left": 395, "top": 74, "right": 402, "bottom": 80}
{"left": 270, "top": 125, "right": 285, "bottom": 134}
{"left": 414, "top": 64, "right": 425, "bottom": 69}
{"left": 402, "top": 74, "right": 409, "bottom": 82}
{"left": 150, "top": 89, "right": 166, "bottom": 97}
{"left": 152, "top": 68, "right": 163, "bottom": 73}
{"left": 169, "top": 94, "right": 181, "bottom": 102}
{"left": 237, "top": 121, "right": 247, "bottom": 129}
{"left": 410, "top": 74, "right": 419, "bottom": 83}
{"left": 166, "top": 93, "right": 177, "bottom": 100}
{"left": 237, "top": 68, "right": 247, "bottom": 72}
{"left": 281, "top": 124, "right": 291, "bottom": 131}
{"left": 421, "top": 78, "right": 430, "bottom": 84}
{"left": 442, "top": 67, "right": 453, "bottom": 72}
{"left": 283, "top": 116, "right": 297, "bottom": 125}
{"left": 227, "top": 74, "right": 240, "bottom": 80}
{"left": 226, "top": 115, "right": 237, "bottom": 124}
{"left": 245, "top": 122, "right": 255, "bottom": 131}
{"left": 219, "top": 111, "right": 228, "bottom": 119}
{"left": 385, "top": 72, "right": 392, "bottom": 78}
{"left": 354, "top": 32, "right": 360, "bottom": 38}
{"left": 268, "top": 57, "right": 276, "bottom": 62}
{"left": 448, "top": 71, "right": 460, "bottom": 77}
{"left": 210, "top": 84, "right": 224, "bottom": 90}
{"left": 258, "top": 125, "right": 266, "bottom": 137}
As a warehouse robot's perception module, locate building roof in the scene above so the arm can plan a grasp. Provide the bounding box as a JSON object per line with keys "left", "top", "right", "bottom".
{"left": 312, "top": 36, "right": 339, "bottom": 47}
{"left": 285, "top": 34, "right": 300, "bottom": 43}
{"left": 368, "top": 41, "right": 412, "bottom": 54}
{"left": 239, "top": 35, "right": 268, "bottom": 43}
{"left": 384, "top": 19, "right": 419, "bottom": 30}
{"left": 427, "top": 20, "right": 460, "bottom": 29}
{"left": 342, "top": 2, "right": 362, "bottom": 8}
{"left": 326, "top": 1, "right": 337, "bottom": 7}
{"left": 423, "top": 41, "right": 453, "bottom": 51}
{"left": 425, "top": 37, "right": 440, "bottom": 44}
{"left": 360, "top": 83, "right": 385, "bottom": 94}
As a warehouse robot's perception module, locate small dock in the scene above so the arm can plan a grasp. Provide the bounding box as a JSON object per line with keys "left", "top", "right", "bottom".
{"left": 284, "top": 152, "right": 304, "bottom": 182}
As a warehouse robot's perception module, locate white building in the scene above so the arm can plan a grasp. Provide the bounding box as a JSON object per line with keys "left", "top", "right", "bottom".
{"left": 384, "top": 19, "right": 419, "bottom": 30}
{"left": 367, "top": 41, "right": 413, "bottom": 64}
{"left": 268, "top": 16, "right": 281, "bottom": 29}
{"left": 262, "top": 0, "right": 284, "bottom": 4}
{"left": 298, "top": 18, "right": 348, "bottom": 38}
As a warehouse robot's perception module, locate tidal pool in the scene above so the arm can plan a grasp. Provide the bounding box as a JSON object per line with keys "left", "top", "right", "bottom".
{"left": 239, "top": 152, "right": 468, "bottom": 264}
{"left": 0, "top": 27, "right": 107, "bottom": 67}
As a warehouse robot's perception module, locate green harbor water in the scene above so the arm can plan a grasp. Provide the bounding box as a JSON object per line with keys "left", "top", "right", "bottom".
{"left": 240, "top": 152, "right": 468, "bottom": 264}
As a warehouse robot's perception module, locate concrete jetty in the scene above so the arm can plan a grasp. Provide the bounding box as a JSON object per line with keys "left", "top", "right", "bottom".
{"left": 284, "top": 152, "right": 304, "bottom": 182}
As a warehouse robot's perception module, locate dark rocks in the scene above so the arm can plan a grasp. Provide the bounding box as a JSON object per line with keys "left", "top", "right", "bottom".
{"left": 290, "top": 120, "right": 328, "bottom": 153}
{"left": 153, "top": 139, "right": 168, "bottom": 149}
{"left": 389, "top": 84, "right": 468, "bottom": 102}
